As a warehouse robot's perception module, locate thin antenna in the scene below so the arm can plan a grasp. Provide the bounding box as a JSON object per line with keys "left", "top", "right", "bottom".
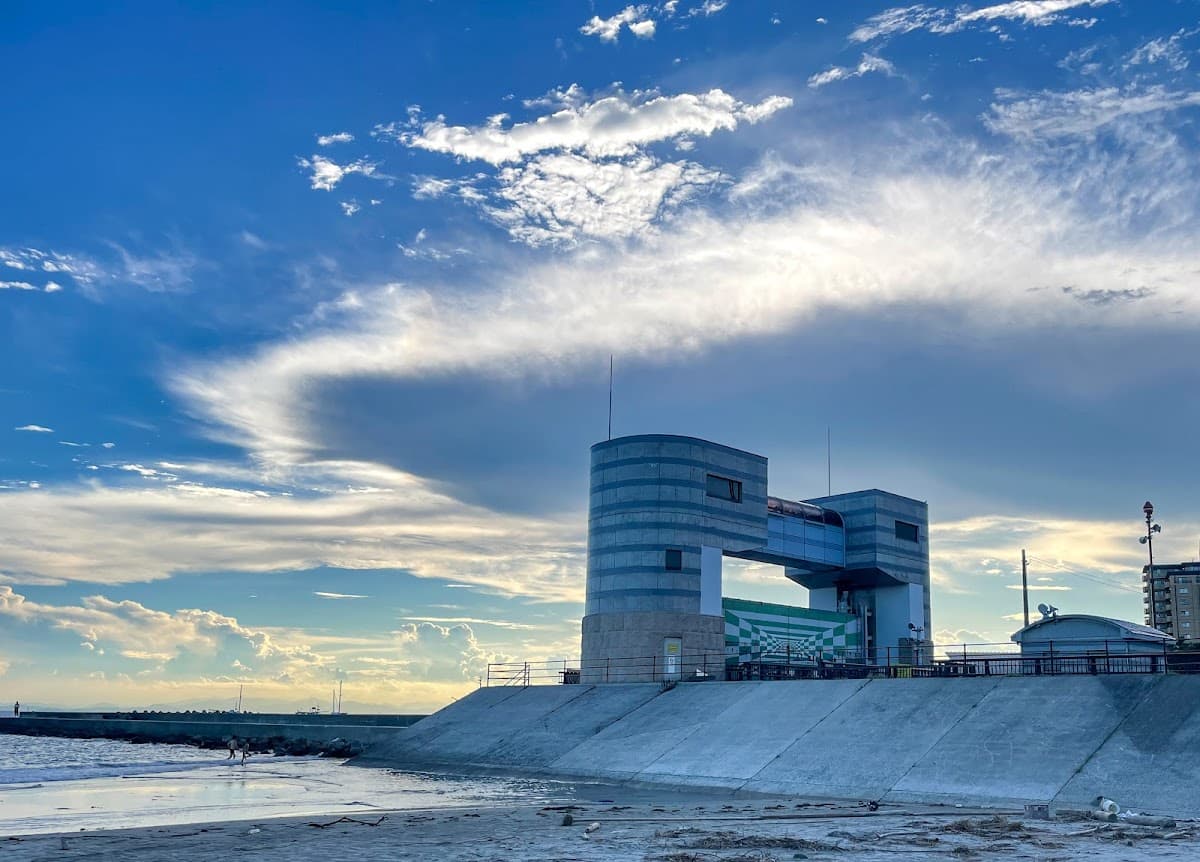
{"left": 1021, "top": 549, "right": 1030, "bottom": 628}
{"left": 607, "top": 355, "right": 614, "bottom": 441}
{"left": 826, "top": 427, "right": 831, "bottom": 496}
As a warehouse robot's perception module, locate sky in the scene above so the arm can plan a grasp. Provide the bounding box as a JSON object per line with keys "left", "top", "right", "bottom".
{"left": 2, "top": 0, "right": 1200, "bottom": 713}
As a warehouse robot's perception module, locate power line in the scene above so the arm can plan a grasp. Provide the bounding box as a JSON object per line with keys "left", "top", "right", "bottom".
{"left": 1026, "top": 555, "right": 1142, "bottom": 595}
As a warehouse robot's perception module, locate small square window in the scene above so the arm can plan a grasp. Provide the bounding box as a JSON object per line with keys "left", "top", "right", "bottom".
{"left": 705, "top": 474, "right": 743, "bottom": 503}
{"left": 895, "top": 521, "right": 920, "bottom": 543}
{"left": 665, "top": 549, "right": 683, "bottom": 571}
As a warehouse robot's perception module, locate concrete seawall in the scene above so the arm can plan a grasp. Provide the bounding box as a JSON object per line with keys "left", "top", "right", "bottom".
{"left": 0, "top": 712, "right": 423, "bottom": 755}
{"left": 361, "top": 675, "right": 1200, "bottom": 816}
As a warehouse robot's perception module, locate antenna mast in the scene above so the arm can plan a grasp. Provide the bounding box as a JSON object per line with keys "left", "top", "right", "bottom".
{"left": 607, "top": 355, "right": 613, "bottom": 441}
{"left": 826, "top": 427, "right": 831, "bottom": 496}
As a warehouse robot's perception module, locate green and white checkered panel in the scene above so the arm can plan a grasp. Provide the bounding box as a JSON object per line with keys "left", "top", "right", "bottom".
{"left": 724, "top": 597, "right": 859, "bottom": 665}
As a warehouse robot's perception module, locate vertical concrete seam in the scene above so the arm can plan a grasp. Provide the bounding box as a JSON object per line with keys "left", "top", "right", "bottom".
{"left": 884, "top": 676, "right": 1003, "bottom": 801}
{"left": 1048, "top": 674, "right": 1165, "bottom": 809}
{"left": 631, "top": 683, "right": 765, "bottom": 782}
{"left": 739, "top": 678, "right": 871, "bottom": 790}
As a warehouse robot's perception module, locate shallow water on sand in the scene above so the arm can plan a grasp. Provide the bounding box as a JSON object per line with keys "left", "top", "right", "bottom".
{"left": 0, "top": 736, "right": 576, "bottom": 835}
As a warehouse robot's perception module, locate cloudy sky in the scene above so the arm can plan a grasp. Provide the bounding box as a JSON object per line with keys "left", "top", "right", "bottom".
{"left": 2, "top": 0, "right": 1199, "bottom": 712}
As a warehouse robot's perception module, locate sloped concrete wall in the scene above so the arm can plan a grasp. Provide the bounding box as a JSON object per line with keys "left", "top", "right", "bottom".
{"left": 366, "top": 675, "right": 1199, "bottom": 816}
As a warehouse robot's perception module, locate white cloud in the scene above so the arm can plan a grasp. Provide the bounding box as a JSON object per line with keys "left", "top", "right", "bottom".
{"left": 0, "top": 281, "right": 37, "bottom": 291}
{"left": 628, "top": 18, "right": 656, "bottom": 38}
{"left": 0, "top": 459, "right": 583, "bottom": 602}
{"left": 314, "top": 591, "right": 369, "bottom": 599}
{"left": 43, "top": 281, "right": 63, "bottom": 293}
{"left": 0, "top": 585, "right": 328, "bottom": 681}
{"left": 851, "top": 0, "right": 1112, "bottom": 42}
{"left": 59, "top": 441, "right": 90, "bottom": 448}
{"left": 340, "top": 200, "right": 361, "bottom": 217}
{"left": 464, "top": 152, "right": 723, "bottom": 245}
{"left": 688, "top": 0, "right": 727, "bottom": 17}
{"left": 808, "top": 54, "right": 897, "bottom": 88}
{"left": 170, "top": 134, "right": 1200, "bottom": 485}
{"left": 297, "top": 154, "right": 380, "bottom": 191}
{"left": 100, "top": 442, "right": 116, "bottom": 449}
{"left": 14, "top": 425, "right": 53, "bottom": 433}
{"left": 579, "top": 5, "right": 654, "bottom": 42}
{"left": 393, "top": 86, "right": 789, "bottom": 245}
{"left": 985, "top": 85, "right": 1200, "bottom": 140}
{"left": 390, "top": 87, "right": 792, "bottom": 165}
{"left": 316, "top": 132, "right": 355, "bottom": 146}
{"left": 1126, "top": 30, "right": 1196, "bottom": 73}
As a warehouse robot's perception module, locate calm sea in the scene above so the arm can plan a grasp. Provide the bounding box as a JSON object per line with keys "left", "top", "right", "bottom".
{"left": 0, "top": 734, "right": 576, "bottom": 835}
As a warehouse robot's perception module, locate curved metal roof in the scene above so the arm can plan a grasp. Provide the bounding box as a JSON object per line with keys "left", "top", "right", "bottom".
{"left": 1011, "top": 614, "right": 1173, "bottom": 643}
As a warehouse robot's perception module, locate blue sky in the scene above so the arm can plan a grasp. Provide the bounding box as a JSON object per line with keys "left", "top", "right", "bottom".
{"left": 3, "top": 0, "right": 1200, "bottom": 711}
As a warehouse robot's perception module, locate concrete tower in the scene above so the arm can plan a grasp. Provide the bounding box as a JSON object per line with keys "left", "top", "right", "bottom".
{"left": 582, "top": 435, "right": 768, "bottom": 682}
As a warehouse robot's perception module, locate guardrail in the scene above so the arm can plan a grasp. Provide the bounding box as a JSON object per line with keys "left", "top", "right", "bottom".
{"left": 485, "top": 641, "right": 1200, "bottom": 686}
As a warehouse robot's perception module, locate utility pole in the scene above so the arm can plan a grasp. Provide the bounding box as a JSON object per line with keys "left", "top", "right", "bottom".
{"left": 1021, "top": 549, "right": 1030, "bottom": 629}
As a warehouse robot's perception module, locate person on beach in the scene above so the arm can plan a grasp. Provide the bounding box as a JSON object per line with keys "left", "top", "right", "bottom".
{"left": 12, "top": 701, "right": 18, "bottom": 717}
{"left": 240, "top": 739, "right": 250, "bottom": 764}
{"left": 226, "top": 736, "right": 238, "bottom": 759}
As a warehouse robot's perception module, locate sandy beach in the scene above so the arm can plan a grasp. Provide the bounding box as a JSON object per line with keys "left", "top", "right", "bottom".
{"left": 4, "top": 793, "right": 1199, "bottom": 862}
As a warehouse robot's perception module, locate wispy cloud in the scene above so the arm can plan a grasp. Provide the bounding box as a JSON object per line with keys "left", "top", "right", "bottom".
{"left": 14, "top": 425, "right": 53, "bottom": 433}
{"left": 0, "top": 459, "right": 583, "bottom": 601}
{"left": 808, "top": 54, "right": 897, "bottom": 89}
{"left": 851, "top": 0, "right": 1112, "bottom": 42}
{"left": 386, "top": 87, "right": 791, "bottom": 165}
{"left": 316, "top": 132, "right": 355, "bottom": 146}
{"left": 314, "top": 591, "right": 369, "bottom": 599}
{"left": 985, "top": 85, "right": 1200, "bottom": 139}
{"left": 400, "top": 616, "right": 540, "bottom": 630}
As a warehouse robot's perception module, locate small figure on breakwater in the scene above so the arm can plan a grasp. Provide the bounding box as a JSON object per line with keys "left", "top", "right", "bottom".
{"left": 226, "top": 736, "right": 238, "bottom": 759}
{"left": 12, "top": 701, "right": 18, "bottom": 717}
{"left": 240, "top": 739, "right": 250, "bottom": 764}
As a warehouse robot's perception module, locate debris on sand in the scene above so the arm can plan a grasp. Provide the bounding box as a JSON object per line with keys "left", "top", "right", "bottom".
{"left": 685, "top": 830, "right": 844, "bottom": 852}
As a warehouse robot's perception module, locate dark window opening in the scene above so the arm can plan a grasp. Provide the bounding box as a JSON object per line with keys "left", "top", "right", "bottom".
{"left": 706, "top": 474, "right": 743, "bottom": 503}
{"left": 895, "top": 520, "right": 920, "bottom": 543}
{"left": 665, "top": 549, "right": 683, "bottom": 571}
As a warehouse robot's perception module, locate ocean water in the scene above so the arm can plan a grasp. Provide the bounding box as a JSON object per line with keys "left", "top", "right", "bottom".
{"left": 0, "top": 735, "right": 575, "bottom": 836}
{"left": 0, "top": 734, "right": 225, "bottom": 784}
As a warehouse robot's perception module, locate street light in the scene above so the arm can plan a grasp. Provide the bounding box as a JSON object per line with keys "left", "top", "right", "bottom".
{"left": 1141, "top": 501, "right": 1162, "bottom": 630}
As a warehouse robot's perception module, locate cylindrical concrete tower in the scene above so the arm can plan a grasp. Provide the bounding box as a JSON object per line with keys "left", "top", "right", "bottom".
{"left": 581, "top": 434, "right": 769, "bottom": 682}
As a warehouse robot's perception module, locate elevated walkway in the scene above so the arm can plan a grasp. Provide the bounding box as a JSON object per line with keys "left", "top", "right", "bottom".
{"left": 360, "top": 675, "right": 1200, "bottom": 816}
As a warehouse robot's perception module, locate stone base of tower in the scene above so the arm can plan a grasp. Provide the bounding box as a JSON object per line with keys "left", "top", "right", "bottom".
{"left": 580, "top": 612, "right": 725, "bottom": 684}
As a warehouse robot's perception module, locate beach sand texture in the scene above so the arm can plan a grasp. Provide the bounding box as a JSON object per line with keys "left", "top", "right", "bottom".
{"left": 3, "top": 797, "right": 1199, "bottom": 861}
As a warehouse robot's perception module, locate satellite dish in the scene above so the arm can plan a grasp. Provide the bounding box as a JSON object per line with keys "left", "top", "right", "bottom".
{"left": 1037, "top": 603, "right": 1058, "bottom": 620}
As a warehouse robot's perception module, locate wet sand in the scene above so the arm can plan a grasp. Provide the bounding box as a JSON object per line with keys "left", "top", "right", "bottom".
{"left": 4, "top": 795, "right": 1198, "bottom": 861}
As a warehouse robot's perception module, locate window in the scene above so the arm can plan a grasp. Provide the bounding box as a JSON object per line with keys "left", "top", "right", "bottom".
{"left": 1180, "top": 587, "right": 1191, "bottom": 595}
{"left": 895, "top": 520, "right": 920, "bottom": 543}
{"left": 665, "top": 549, "right": 683, "bottom": 571}
{"left": 706, "top": 474, "right": 743, "bottom": 503}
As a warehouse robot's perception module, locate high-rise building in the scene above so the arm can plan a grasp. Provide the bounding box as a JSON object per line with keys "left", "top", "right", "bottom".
{"left": 1143, "top": 562, "right": 1200, "bottom": 642}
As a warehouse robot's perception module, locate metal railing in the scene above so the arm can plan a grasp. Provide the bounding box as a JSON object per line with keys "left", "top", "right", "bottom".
{"left": 485, "top": 640, "right": 1200, "bottom": 686}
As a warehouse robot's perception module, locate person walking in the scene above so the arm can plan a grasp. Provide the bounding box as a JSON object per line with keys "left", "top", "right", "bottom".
{"left": 12, "top": 701, "right": 19, "bottom": 717}
{"left": 239, "top": 739, "right": 250, "bottom": 764}
{"left": 226, "top": 736, "right": 238, "bottom": 759}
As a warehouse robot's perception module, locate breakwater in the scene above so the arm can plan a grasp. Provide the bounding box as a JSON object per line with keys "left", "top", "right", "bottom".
{"left": 361, "top": 675, "right": 1200, "bottom": 817}
{"left": 0, "top": 711, "right": 424, "bottom": 757}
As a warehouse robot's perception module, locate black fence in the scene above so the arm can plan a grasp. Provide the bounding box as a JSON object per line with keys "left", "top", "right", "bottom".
{"left": 486, "top": 641, "right": 1200, "bottom": 687}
